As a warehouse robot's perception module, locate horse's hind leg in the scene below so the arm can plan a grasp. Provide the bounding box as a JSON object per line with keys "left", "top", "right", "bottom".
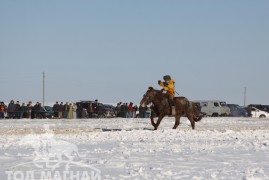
{"left": 173, "top": 115, "right": 181, "bottom": 129}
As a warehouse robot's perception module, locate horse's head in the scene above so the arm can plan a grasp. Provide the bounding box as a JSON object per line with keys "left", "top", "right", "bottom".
{"left": 192, "top": 103, "right": 201, "bottom": 114}
{"left": 140, "top": 87, "right": 160, "bottom": 107}
{"left": 192, "top": 102, "right": 203, "bottom": 121}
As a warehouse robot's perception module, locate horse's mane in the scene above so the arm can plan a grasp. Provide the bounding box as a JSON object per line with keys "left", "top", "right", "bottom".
{"left": 148, "top": 87, "right": 162, "bottom": 93}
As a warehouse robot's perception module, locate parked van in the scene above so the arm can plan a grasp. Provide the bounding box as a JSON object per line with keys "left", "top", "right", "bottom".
{"left": 193, "top": 100, "right": 230, "bottom": 117}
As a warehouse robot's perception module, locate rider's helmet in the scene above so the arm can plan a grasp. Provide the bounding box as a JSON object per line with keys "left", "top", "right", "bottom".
{"left": 163, "top": 75, "right": 171, "bottom": 81}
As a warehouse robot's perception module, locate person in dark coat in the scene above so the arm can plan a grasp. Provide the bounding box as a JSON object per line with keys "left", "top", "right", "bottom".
{"left": 139, "top": 105, "right": 144, "bottom": 118}
{"left": 121, "top": 103, "right": 128, "bottom": 118}
{"left": 14, "top": 101, "right": 21, "bottom": 119}
{"left": 115, "top": 102, "right": 122, "bottom": 117}
{"left": 139, "top": 105, "right": 148, "bottom": 118}
{"left": 247, "top": 106, "right": 252, "bottom": 117}
{"left": 53, "top": 102, "right": 60, "bottom": 119}
{"left": 31, "top": 102, "right": 40, "bottom": 119}
{"left": 7, "top": 100, "right": 15, "bottom": 119}
{"left": 63, "top": 102, "right": 69, "bottom": 119}
{"left": 133, "top": 105, "right": 138, "bottom": 118}
{"left": 76, "top": 103, "right": 82, "bottom": 119}
{"left": 59, "top": 102, "right": 64, "bottom": 119}
{"left": 20, "top": 103, "right": 28, "bottom": 119}
{"left": 92, "top": 99, "right": 99, "bottom": 114}
{"left": 26, "top": 101, "right": 32, "bottom": 119}
{"left": 87, "top": 103, "right": 93, "bottom": 118}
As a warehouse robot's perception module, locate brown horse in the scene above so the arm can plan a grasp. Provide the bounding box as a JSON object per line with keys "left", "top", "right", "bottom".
{"left": 140, "top": 87, "right": 202, "bottom": 130}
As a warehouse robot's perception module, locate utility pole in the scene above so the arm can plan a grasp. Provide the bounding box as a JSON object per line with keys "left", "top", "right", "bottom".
{"left": 43, "top": 72, "right": 45, "bottom": 106}
{"left": 244, "top": 87, "right": 247, "bottom": 107}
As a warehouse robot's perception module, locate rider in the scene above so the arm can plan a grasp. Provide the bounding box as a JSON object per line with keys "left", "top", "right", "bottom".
{"left": 158, "top": 75, "right": 176, "bottom": 113}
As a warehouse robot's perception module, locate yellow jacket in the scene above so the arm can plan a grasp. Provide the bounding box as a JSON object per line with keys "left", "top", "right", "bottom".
{"left": 159, "top": 79, "right": 175, "bottom": 98}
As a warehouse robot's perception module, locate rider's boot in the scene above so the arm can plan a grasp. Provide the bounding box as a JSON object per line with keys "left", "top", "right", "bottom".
{"left": 169, "top": 98, "right": 175, "bottom": 115}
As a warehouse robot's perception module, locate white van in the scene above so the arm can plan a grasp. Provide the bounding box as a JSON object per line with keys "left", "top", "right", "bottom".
{"left": 193, "top": 100, "right": 230, "bottom": 117}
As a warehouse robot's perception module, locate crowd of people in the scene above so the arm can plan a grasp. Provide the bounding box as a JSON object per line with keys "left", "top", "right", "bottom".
{"left": 0, "top": 100, "right": 41, "bottom": 119}
{"left": 115, "top": 102, "right": 149, "bottom": 118}
{"left": 0, "top": 100, "right": 88, "bottom": 119}
{"left": 52, "top": 101, "right": 78, "bottom": 119}
{"left": 0, "top": 100, "right": 150, "bottom": 119}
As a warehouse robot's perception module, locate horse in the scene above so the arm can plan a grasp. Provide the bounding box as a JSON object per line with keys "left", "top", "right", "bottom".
{"left": 140, "top": 87, "right": 203, "bottom": 130}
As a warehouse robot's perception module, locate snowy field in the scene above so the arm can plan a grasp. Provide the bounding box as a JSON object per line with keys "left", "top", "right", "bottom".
{"left": 0, "top": 117, "right": 269, "bottom": 180}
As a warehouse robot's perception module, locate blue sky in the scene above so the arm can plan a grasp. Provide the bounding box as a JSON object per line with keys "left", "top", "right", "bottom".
{"left": 0, "top": 0, "right": 268, "bottom": 105}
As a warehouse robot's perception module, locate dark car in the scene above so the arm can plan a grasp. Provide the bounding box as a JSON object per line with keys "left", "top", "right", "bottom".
{"left": 76, "top": 101, "right": 96, "bottom": 118}
{"left": 248, "top": 104, "right": 269, "bottom": 113}
{"left": 97, "top": 104, "right": 116, "bottom": 118}
{"left": 76, "top": 101, "right": 116, "bottom": 118}
{"left": 227, "top": 104, "right": 248, "bottom": 117}
{"left": 34, "top": 106, "right": 54, "bottom": 119}
{"left": 44, "top": 106, "right": 54, "bottom": 114}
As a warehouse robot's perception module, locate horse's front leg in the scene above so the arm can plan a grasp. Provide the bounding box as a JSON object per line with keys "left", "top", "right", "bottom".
{"left": 173, "top": 115, "right": 181, "bottom": 129}
{"left": 154, "top": 115, "right": 165, "bottom": 130}
{"left": 187, "top": 114, "right": 195, "bottom": 130}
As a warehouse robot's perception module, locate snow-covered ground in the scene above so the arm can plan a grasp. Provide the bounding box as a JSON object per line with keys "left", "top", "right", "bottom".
{"left": 0, "top": 117, "right": 269, "bottom": 180}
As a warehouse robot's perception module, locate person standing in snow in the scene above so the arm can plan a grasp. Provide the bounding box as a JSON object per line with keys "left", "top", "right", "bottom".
{"left": 115, "top": 102, "right": 122, "bottom": 117}
{"left": 87, "top": 103, "right": 93, "bottom": 118}
{"left": 73, "top": 103, "right": 77, "bottom": 119}
{"left": 0, "top": 102, "right": 6, "bottom": 119}
{"left": 128, "top": 102, "right": 134, "bottom": 118}
{"left": 59, "top": 102, "right": 64, "bottom": 119}
{"left": 7, "top": 100, "right": 15, "bottom": 119}
{"left": 67, "top": 103, "right": 74, "bottom": 119}
{"left": 63, "top": 102, "right": 69, "bottom": 119}
{"left": 53, "top": 102, "right": 60, "bottom": 119}
{"left": 20, "top": 103, "right": 27, "bottom": 119}
{"left": 14, "top": 101, "right": 21, "bottom": 119}
{"left": 26, "top": 101, "right": 32, "bottom": 119}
